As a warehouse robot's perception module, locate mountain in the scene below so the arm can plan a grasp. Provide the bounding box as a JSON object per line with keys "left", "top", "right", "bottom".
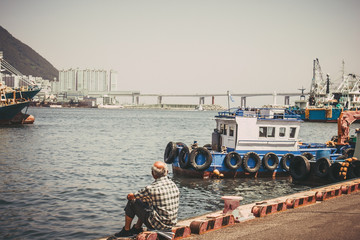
{"left": 0, "top": 25, "right": 58, "bottom": 81}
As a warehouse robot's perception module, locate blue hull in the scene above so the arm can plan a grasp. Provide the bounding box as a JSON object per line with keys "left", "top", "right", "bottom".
{"left": 299, "top": 108, "right": 342, "bottom": 122}
{"left": 171, "top": 146, "right": 342, "bottom": 179}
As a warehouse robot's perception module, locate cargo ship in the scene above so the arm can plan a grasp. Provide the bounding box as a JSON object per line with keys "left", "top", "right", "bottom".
{"left": 0, "top": 52, "right": 39, "bottom": 124}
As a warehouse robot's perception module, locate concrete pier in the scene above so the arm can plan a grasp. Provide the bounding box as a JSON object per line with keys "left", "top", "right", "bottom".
{"left": 186, "top": 190, "right": 360, "bottom": 240}
{"left": 183, "top": 179, "right": 360, "bottom": 240}
{"left": 98, "top": 179, "right": 360, "bottom": 240}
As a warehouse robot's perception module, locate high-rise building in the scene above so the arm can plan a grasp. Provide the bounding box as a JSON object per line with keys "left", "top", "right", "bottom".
{"left": 58, "top": 68, "right": 118, "bottom": 95}
{"left": 109, "top": 70, "right": 119, "bottom": 91}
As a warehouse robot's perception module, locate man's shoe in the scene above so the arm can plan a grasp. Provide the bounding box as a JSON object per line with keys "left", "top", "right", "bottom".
{"left": 131, "top": 226, "right": 143, "bottom": 235}
{"left": 114, "top": 227, "right": 134, "bottom": 237}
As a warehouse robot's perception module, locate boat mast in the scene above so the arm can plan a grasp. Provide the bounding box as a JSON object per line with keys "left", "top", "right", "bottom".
{"left": 227, "top": 90, "right": 230, "bottom": 110}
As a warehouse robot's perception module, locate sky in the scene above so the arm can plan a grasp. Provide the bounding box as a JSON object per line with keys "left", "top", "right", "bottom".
{"left": 1, "top": 0, "right": 360, "bottom": 106}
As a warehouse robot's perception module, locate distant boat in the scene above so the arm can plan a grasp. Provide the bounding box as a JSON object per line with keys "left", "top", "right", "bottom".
{"left": 195, "top": 105, "right": 204, "bottom": 111}
{"left": 97, "top": 104, "right": 124, "bottom": 109}
{"left": 49, "top": 104, "right": 62, "bottom": 108}
{"left": 290, "top": 59, "right": 360, "bottom": 122}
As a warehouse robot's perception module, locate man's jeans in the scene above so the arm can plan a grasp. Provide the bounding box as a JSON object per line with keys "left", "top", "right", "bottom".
{"left": 124, "top": 199, "right": 153, "bottom": 229}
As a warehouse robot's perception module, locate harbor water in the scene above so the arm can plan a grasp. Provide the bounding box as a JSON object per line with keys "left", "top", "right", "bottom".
{"left": 1, "top": 108, "right": 358, "bottom": 240}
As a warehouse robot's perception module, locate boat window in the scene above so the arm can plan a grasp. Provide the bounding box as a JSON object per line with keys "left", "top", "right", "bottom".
{"left": 259, "top": 127, "right": 267, "bottom": 137}
{"left": 223, "top": 124, "right": 227, "bottom": 135}
{"left": 290, "top": 127, "right": 296, "bottom": 138}
{"left": 279, "top": 127, "right": 286, "bottom": 137}
{"left": 220, "top": 124, "right": 224, "bottom": 134}
{"left": 229, "top": 126, "right": 234, "bottom": 137}
{"left": 267, "top": 127, "right": 275, "bottom": 137}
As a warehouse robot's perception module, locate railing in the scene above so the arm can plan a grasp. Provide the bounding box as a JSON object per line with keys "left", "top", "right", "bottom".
{"left": 216, "top": 108, "right": 301, "bottom": 120}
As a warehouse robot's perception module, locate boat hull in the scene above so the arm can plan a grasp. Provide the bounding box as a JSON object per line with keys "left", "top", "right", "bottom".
{"left": 172, "top": 166, "right": 290, "bottom": 179}
{"left": 170, "top": 147, "right": 340, "bottom": 179}
{"left": 0, "top": 102, "right": 31, "bottom": 124}
{"left": 299, "top": 108, "right": 342, "bottom": 122}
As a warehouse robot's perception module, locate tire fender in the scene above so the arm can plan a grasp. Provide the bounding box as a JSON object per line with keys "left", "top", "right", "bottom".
{"left": 289, "top": 155, "right": 311, "bottom": 180}
{"left": 242, "top": 152, "right": 261, "bottom": 173}
{"left": 179, "top": 145, "right": 191, "bottom": 169}
{"left": 164, "top": 141, "right": 177, "bottom": 164}
{"left": 314, "top": 157, "right": 331, "bottom": 178}
{"left": 224, "top": 152, "right": 242, "bottom": 170}
{"left": 281, "top": 153, "right": 294, "bottom": 172}
{"left": 190, "top": 147, "right": 213, "bottom": 171}
{"left": 262, "top": 152, "right": 279, "bottom": 171}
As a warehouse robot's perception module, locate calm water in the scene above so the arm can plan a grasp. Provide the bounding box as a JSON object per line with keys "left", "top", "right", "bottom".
{"left": 1, "top": 108, "right": 358, "bottom": 239}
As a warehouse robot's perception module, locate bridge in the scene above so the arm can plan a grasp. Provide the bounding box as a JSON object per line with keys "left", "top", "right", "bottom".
{"left": 87, "top": 91, "right": 308, "bottom": 108}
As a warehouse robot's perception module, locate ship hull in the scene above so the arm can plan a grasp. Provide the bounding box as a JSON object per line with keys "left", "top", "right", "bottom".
{"left": 0, "top": 101, "right": 30, "bottom": 124}
{"left": 298, "top": 108, "right": 342, "bottom": 122}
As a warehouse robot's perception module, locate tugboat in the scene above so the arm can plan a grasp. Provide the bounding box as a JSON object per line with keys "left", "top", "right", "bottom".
{"left": 164, "top": 108, "right": 360, "bottom": 182}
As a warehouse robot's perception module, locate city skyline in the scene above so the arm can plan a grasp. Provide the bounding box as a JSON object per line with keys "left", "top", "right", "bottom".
{"left": 0, "top": 0, "right": 359, "bottom": 106}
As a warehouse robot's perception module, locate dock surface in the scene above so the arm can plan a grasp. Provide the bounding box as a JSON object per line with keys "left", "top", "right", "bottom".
{"left": 186, "top": 191, "right": 360, "bottom": 240}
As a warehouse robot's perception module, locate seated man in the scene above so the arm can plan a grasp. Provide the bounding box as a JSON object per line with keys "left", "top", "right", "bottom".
{"left": 115, "top": 161, "right": 180, "bottom": 238}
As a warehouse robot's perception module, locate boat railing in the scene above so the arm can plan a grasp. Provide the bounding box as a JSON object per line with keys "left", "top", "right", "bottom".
{"left": 216, "top": 108, "right": 301, "bottom": 120}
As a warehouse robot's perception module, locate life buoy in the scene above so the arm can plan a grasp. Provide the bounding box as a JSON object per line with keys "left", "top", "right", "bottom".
{"left": 242, "top": 152, "right": 261, "bottom": 173}
{"left": 289, "top": 155, "right": 310, "bottom": 180}
{"left": 224, "top": 152, "right": 242, "bottom": 170}
{"left": 347, "top": 160, "right": 360, "bottom": 178}
{"left": 344, "top": 148, "right": 355, "bottom": 158}
{"left": 262, "top": 152, "right": 279, "bottom": 171}
{"left": 190, "top": 147, "right": 212, "bottom": 171}
{"left": 301, "top": 152, "right": 314, "bottom": 161}
{"left": 179, "top": 145, "right": 191, "bottom": 169}
{"left": 328, "top": 162, "right": 343, "bottom": 182}
{"left": 314, "top": 157, "right": 331, "bottom": 178}
{"left": 164, "top": 142, "right": 177, "bottom": 164}
{"left": 281, "top": 153, "right": 294, "bottom": 172}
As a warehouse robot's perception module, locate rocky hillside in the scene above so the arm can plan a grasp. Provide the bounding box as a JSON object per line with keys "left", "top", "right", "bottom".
{"left": 0, "top": 25, "right": 58, "bottom": 80}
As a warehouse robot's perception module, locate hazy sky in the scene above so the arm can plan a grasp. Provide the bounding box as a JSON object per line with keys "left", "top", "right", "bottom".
{"left": 1, "top": 0, "right": 359, "bottom": 106}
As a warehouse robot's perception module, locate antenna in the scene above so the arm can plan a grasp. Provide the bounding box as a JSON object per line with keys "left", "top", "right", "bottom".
{"left": 298, "top": 86, "right": 306, "bottom": 100}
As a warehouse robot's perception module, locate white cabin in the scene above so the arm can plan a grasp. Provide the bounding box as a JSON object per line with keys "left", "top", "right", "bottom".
{"left": 213, "top": 108, "right": 302, "bottom": 152}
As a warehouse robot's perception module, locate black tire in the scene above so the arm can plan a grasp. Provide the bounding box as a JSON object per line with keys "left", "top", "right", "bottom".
{"left": 289, "top": 155, "right": 311, "bottom": 180}
{"left": 347, "top": 161, "right": 360, "bottom": 178}
{"left": 164, "top": 142, "right": 177, "bottom": 164}
{"left": 314, "top": 157, "right": 331, "bottom": 178}
{"left": 179, "top": 145, "right": 191, "bottom": 169}
{"left": 242, "top": 152, "right": 261, "bottom": 173}
{"left": 203, "top": 144, "right": 212, "bottom": 150}
{"left": 224, "top": 152, "right": 242, "bottom": 170}
{"left": 301, "top": 152, "right": 314, "bottom": 161}
{"left": 344, "top": 148, "right": 355, "bottom": 158}
{"left": 328, "top": 162, "right": 342, "bottom": 182}
{"left": 262, "top": 152, "right": 279, "bottom": 171}
{"left": 190, "top": 147, "right": 212, "bottom": 171}
{"left": 281, "top": 153, "right": 294, "bottom": 172}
